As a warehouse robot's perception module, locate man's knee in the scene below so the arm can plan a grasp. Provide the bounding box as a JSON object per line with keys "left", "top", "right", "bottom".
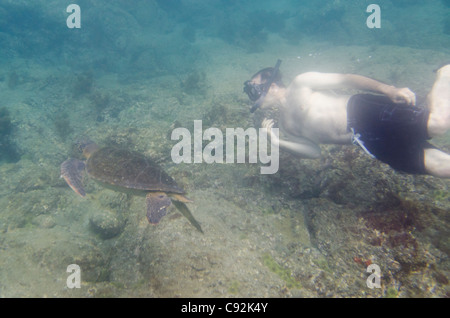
{"left": 424, "top": 148, "right": 450, "bottom": 178}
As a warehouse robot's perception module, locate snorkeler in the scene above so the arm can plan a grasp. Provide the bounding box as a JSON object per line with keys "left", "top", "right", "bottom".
{"left": 243, "top": 60, "right": 450, "bottom": 178}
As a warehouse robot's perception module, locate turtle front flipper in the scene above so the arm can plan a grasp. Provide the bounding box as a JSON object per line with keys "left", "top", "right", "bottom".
{"left": 61, "top": 158, "right": 86, "bottom": 197}
{"left": 146, "top": 192, "right": 172, "bottom": 224}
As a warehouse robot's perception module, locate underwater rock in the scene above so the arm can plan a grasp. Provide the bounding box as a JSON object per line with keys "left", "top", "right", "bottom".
{"left": 0, "top": 107, "right": 20, "bottom": 163}
{"left": 89, "top": 209, "right": 125, "bottom": 239}
{"left": 32, "top": 214, "right": 56, "bottom": 229}
{"left": 96, "top": 190, "right": 130, "bottom": 212}
{"left": 181, "top": 70, "right": 206, "bottom": 95}
{"left": 64, "top": 243, "right": 110, "bottom": 283}
{"left": 72, "top": 71, "right": 94, "bottom": 98}
{"left": 53, "top": 112, "right": 73, "bottom": 141}
{"left": 19, "top": 228, "right": 111, "bottom": 283}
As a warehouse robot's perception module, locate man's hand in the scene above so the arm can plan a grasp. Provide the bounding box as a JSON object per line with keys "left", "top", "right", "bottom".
{"left": 261, "top": 118, "right": 274, "bottom": 132}
{"left": 386, "top": 86, "right": 416, "bottom": 106}
{"left": 261, "top": 118, "right": 279, "bottom": 143}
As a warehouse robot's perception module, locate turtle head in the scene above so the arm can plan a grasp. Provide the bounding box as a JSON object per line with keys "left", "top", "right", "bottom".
{"left": 75, "top": 139, "right": 99, "bottom": 159}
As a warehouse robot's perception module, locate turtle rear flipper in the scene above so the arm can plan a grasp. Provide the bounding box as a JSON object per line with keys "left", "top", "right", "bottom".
{"left": 170, "top": 193, "right": 193, "bottom": 203}
{"left": 172, "top": 200, "right": 203, "bottom": 234}
{"left": 61, "top": 158, "right": 86, "bottom": 197}
{"left": 146, "top": 192, "right": 171, "bottom": 224}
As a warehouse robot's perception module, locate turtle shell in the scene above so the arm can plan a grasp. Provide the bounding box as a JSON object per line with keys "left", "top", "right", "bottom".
{"left": 86, "top": 147, "right": 184, "bottom": 194}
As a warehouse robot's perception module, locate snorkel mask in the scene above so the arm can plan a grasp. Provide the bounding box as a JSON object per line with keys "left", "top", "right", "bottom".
{"left": 244, "top": 59, "right": 282, "bottom": 113}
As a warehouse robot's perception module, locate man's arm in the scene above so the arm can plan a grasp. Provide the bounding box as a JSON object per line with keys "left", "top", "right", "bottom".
{"left": 262, "top": 119, "right": 321, "bottom": 159}
{"left": 292, "top": 72, "right": 416, "bottom": 105}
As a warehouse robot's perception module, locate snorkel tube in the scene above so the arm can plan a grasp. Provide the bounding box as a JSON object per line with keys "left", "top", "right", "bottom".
{"left": 250, "top": 59, "right": 282, "bottom": 113}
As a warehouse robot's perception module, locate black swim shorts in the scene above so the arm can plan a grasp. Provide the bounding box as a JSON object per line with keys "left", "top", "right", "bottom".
{"left": 347, "top": 93, "right": 435, "bottom": 174}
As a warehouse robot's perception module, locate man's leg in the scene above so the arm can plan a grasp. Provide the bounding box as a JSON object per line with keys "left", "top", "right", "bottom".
{"left": 427, "top": 65, "right": 450, "bottom": 137}
{"left": 424, "top": 148, "right": 450, "bottom": 178}
{"left": 424, "top": 64, "right": 450, "bottom": 178}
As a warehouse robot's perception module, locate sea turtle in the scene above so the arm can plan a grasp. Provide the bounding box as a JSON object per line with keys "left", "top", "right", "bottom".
{"left": 60, "top": 140, "right": 202, "bottom": 233}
